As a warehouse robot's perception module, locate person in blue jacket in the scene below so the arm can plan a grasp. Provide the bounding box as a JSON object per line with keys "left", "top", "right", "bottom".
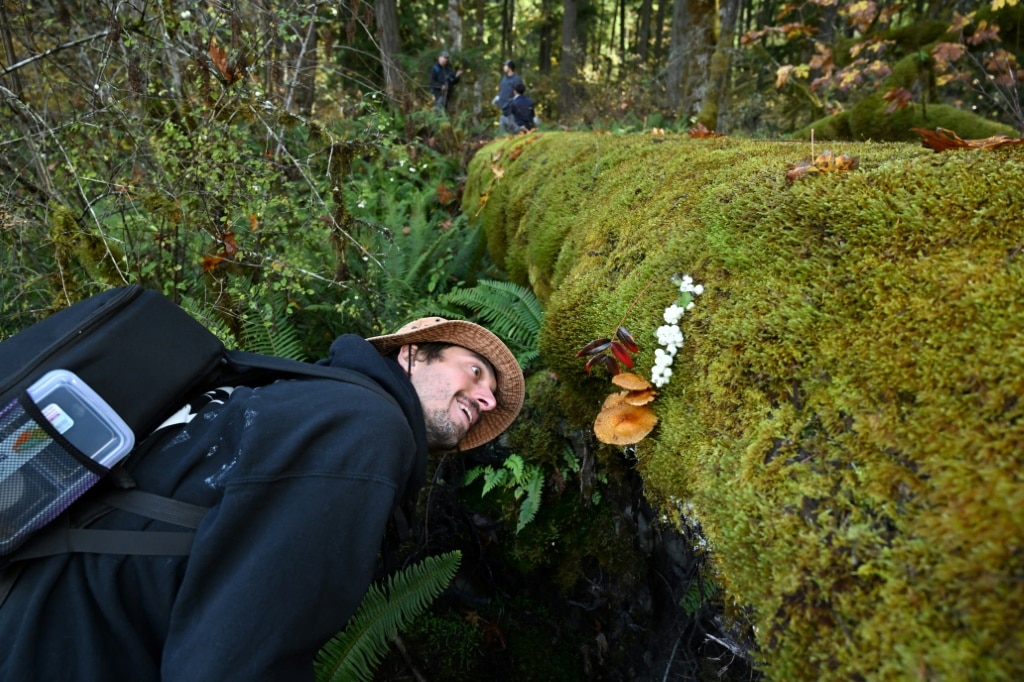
{"left": 0, "top": 317, "right": 524, "bottom": 681}
{"left": 507, "top": 82, "right": 536, "bottom": 133}
{"left": 493, "top": 59, "right": 524, "bottom": 134}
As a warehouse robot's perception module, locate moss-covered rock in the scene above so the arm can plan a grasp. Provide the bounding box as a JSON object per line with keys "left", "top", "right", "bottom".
{"left": 464, "top": 131, "right": 1024, "bottom": 680}
{"left": 794, "top": 98, "right": 1018, "bottom": 141}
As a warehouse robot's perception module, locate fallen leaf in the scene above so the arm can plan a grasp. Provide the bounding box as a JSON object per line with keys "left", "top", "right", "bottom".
{"left": 490, "top": 164, "right": 505, "bottom": 180}
{"left": 911, "top": 127, "right": 1024, "bottom": 152}
{"left": 689, "top": 122, "right": 724, "bottom": 138}
{"left": 436, "top": 183, "right": 457, "bottom": 205}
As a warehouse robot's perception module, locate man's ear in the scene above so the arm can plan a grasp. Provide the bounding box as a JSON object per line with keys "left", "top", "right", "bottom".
{"left": 397, "top": 344, "right": 417, "bottom": 372}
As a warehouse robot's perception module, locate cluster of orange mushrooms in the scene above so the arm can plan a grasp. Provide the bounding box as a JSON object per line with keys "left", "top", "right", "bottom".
{"left": 594, "top": 372, "right": 659, "bottom": 445}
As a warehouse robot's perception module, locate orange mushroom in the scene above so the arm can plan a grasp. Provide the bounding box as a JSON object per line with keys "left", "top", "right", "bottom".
{"left": 611, "top": 372, "right": 653, "bottom": 391}
{"left": 594, "top": 402, "right": 658, "bottom": 445}
{"left": 624, "top": 389, "right": 656, "bottom": 406}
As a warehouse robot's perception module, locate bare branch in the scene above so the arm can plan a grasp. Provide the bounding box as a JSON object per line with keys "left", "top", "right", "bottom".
{"left": 0, "top": 30, "right": 112, "bottom": 78}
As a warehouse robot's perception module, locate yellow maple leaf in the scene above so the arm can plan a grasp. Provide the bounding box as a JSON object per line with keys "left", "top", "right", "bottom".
{"left": 490, "top": 164, "right": 505, "bottom": 180}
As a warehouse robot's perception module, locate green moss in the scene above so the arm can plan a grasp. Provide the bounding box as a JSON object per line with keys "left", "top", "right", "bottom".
{"left": 464, "top": 133, "right": 1024, "bottom": 680}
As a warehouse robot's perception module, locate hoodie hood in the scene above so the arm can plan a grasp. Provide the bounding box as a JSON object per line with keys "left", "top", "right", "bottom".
{"left": 318, "top": 334, "right": 428, "bottom": 496}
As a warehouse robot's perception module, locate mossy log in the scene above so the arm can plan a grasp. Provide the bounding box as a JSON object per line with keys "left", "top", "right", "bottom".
{"left": 464, "top": 131, "right": 1024, "bottom": 680}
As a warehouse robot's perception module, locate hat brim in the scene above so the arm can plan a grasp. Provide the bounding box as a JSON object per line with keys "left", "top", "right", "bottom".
{"left": 367, "top": 319, "right": 525, "bottom": 451}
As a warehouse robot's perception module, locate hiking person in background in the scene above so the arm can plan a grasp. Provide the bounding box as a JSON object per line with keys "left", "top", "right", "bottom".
{"left": 507, "top": 82, "right": 537, "bottom": 134}
{"left": 429, "top": 50, "right": 462, "bottom": 113}
{"left": 493, "top": 59, "right": 524, "bottom": 134}
{"left": 0, "top": 317, "right": 524, "bottom": 681}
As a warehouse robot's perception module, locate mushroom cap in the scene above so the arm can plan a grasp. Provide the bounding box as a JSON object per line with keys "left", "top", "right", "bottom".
{"left": 594, "top": 402, "right": 658, "bottom": 445}
{"left": 611, "top": 372, "right": 653, "bottom": 391}
{"left": 624, "top": 389, "right": 657, "bottom": 406}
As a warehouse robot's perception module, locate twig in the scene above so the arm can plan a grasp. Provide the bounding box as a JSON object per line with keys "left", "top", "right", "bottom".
{"left": 391, "top": 634, "right": 429, "bottom": 682}
{"left": 0, "top": 30, "right": 111, "bottom": 78}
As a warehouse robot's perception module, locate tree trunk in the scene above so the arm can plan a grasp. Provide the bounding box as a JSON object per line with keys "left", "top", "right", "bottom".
{"left": 539, "top": 0, "right": 555, "bottom": 74}
{"left": 637, "top": 0, "right": 652, "bottom": 65}
{"left": 375, "top": 0, "right": 406, "bottom": 101}
{"left": 665, "top": 0, "right": 686, "bottom": 111}
{"left": 653, "top": 0, "right": 667, "bottom": 64}
{"left": 696, "top": 0, "right": 742, "bottom": 131}
{"left": 666, "top": 0, "right": 715, "bottom": 118}
{"left": 448, "top": 0, "right": 463, "bottom": 52}
{"left": 559, "top": 0, "right": 579, "bottom": 118}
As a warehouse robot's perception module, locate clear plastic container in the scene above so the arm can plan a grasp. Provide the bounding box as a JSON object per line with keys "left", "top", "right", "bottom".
{"left": 0, "top": 370, "right": 134, "bottom": 554}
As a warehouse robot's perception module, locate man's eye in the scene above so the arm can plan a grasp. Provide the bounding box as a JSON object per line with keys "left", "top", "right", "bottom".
{"left": 471, "top": 365, "right": 481, "bottom": 377}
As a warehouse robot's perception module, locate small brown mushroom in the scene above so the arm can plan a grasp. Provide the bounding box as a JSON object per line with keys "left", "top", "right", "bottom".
{"left": 624, "top": 389, "right": 657, "bottom": 406}
{"left": 611, "top": 372, "right": 653, "bottom": 391}
{"left": 594, "top": 402, "right": 658, "bottom": 445}
{"left": 602, "top": 391, "right": 630, "bottom": 409}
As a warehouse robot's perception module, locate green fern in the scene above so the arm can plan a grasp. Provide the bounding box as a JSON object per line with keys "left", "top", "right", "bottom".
{"left": 515, "top": 466, "right": 544, "bottom": 533}
{"left": 465, "top": 454, "right": 545, "bottom": 535}
{"left": 314, "top": 550, "right": 462, "bottom": 682}
{"left": 432, "top": 279, "right": 543, "bottom": 368}
{"left": 239, "top": 295, "right": 307, "bottom": 361}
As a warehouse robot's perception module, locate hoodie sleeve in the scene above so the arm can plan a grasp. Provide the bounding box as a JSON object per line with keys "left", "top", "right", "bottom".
{"left": 159, "top": 378, "right": 417, "bottom": 681}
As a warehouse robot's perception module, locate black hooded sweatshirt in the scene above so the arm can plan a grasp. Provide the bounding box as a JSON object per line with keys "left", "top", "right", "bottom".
{"left": 0, "top": 335, "right": 428, "bottom": 681}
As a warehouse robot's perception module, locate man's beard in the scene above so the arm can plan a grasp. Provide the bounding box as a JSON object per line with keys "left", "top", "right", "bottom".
{"left": 422, "top": 406, "right": 463, "bottom": 450}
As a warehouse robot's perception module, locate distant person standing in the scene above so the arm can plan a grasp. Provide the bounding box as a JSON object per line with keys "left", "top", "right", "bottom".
{"left": 493, "top": 60, "right": 524, "bottom": 134}
{"left": 430, "top": 50, "right": 462, "bottom": 113}
{"left": 507, "top": 82, "right": 536, "bottom": 133}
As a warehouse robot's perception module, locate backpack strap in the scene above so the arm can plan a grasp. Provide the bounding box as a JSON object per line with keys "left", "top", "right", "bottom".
{"left": 0, "top": 488, "right": 207, "bottom": 608}
{"left": 223, "top": 350, "right": 400, "bottom": 409}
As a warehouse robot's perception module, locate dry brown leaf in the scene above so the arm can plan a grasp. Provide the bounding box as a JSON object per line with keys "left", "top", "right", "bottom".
{"left": 490, "top": 164, "right": 505, "bottom": 180}
{"left": 208, "top": 37, "right": 241, "bottom": 83}
{"left": 911, "top": 127, "right": 1024, "bottom": 152}
{"left": 688, "top": 122, "right": 724, "bottom": 138}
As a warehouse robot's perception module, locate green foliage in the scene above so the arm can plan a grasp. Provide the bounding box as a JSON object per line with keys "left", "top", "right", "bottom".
{"left": 681, "top": 576, "right": 720, "bottom": 617}
{"left": 432, "top": 279, "right": 544, "bottom": 369}
{"left": 466, "top": 132, "right": 1024, "bottom": 680}
{"left": 238, "top": 294, "right": 307, "bottom": 360}
{"left": 313, "top": 551, "right": 461, "bottom": 682}
{"left": 405, "top": 611, "right": 484, "bottom": 678}
{"left": 465, "top": 454, "right": 544, "bottom": 533}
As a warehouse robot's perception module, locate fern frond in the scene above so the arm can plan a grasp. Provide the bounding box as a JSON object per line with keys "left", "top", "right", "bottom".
{"left": 463, "top": 466, "right": 485, "bottom": 487}
{"left": 434, "top": 279, "right": 543, "bottom": 368}
{"left": 516, "top": 466, "right": 544, "bottom": 533}
{"left": 482, "top": 467, "right": 510, "bottom": 496}
{"left": 314, "top": 551, "right": 462, "bottom": 682}
{"left": 504, "top": 453, "right": 525, "bottom": 481}
{"left": 239, "top": 294, "right": 307, "bottom": 360}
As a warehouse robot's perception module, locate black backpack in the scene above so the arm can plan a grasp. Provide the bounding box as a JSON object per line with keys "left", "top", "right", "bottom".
{"left": 0, "top": 285, "right": 395, "bottom": 580}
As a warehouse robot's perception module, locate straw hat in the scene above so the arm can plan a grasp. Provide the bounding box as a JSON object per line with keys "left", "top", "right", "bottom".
{"left": 367, "top": 317, "right": 525, "bottom": 450}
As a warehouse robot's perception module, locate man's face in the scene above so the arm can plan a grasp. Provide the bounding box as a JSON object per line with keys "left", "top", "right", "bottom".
{"left": 503, "top": 63, "right": 511, "bottom": 76}
{"left": 439, "top": 55, "right": 449, "bottom": 66}
{"left": 400, "top": 345, "right": 498, "bottom": 450}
